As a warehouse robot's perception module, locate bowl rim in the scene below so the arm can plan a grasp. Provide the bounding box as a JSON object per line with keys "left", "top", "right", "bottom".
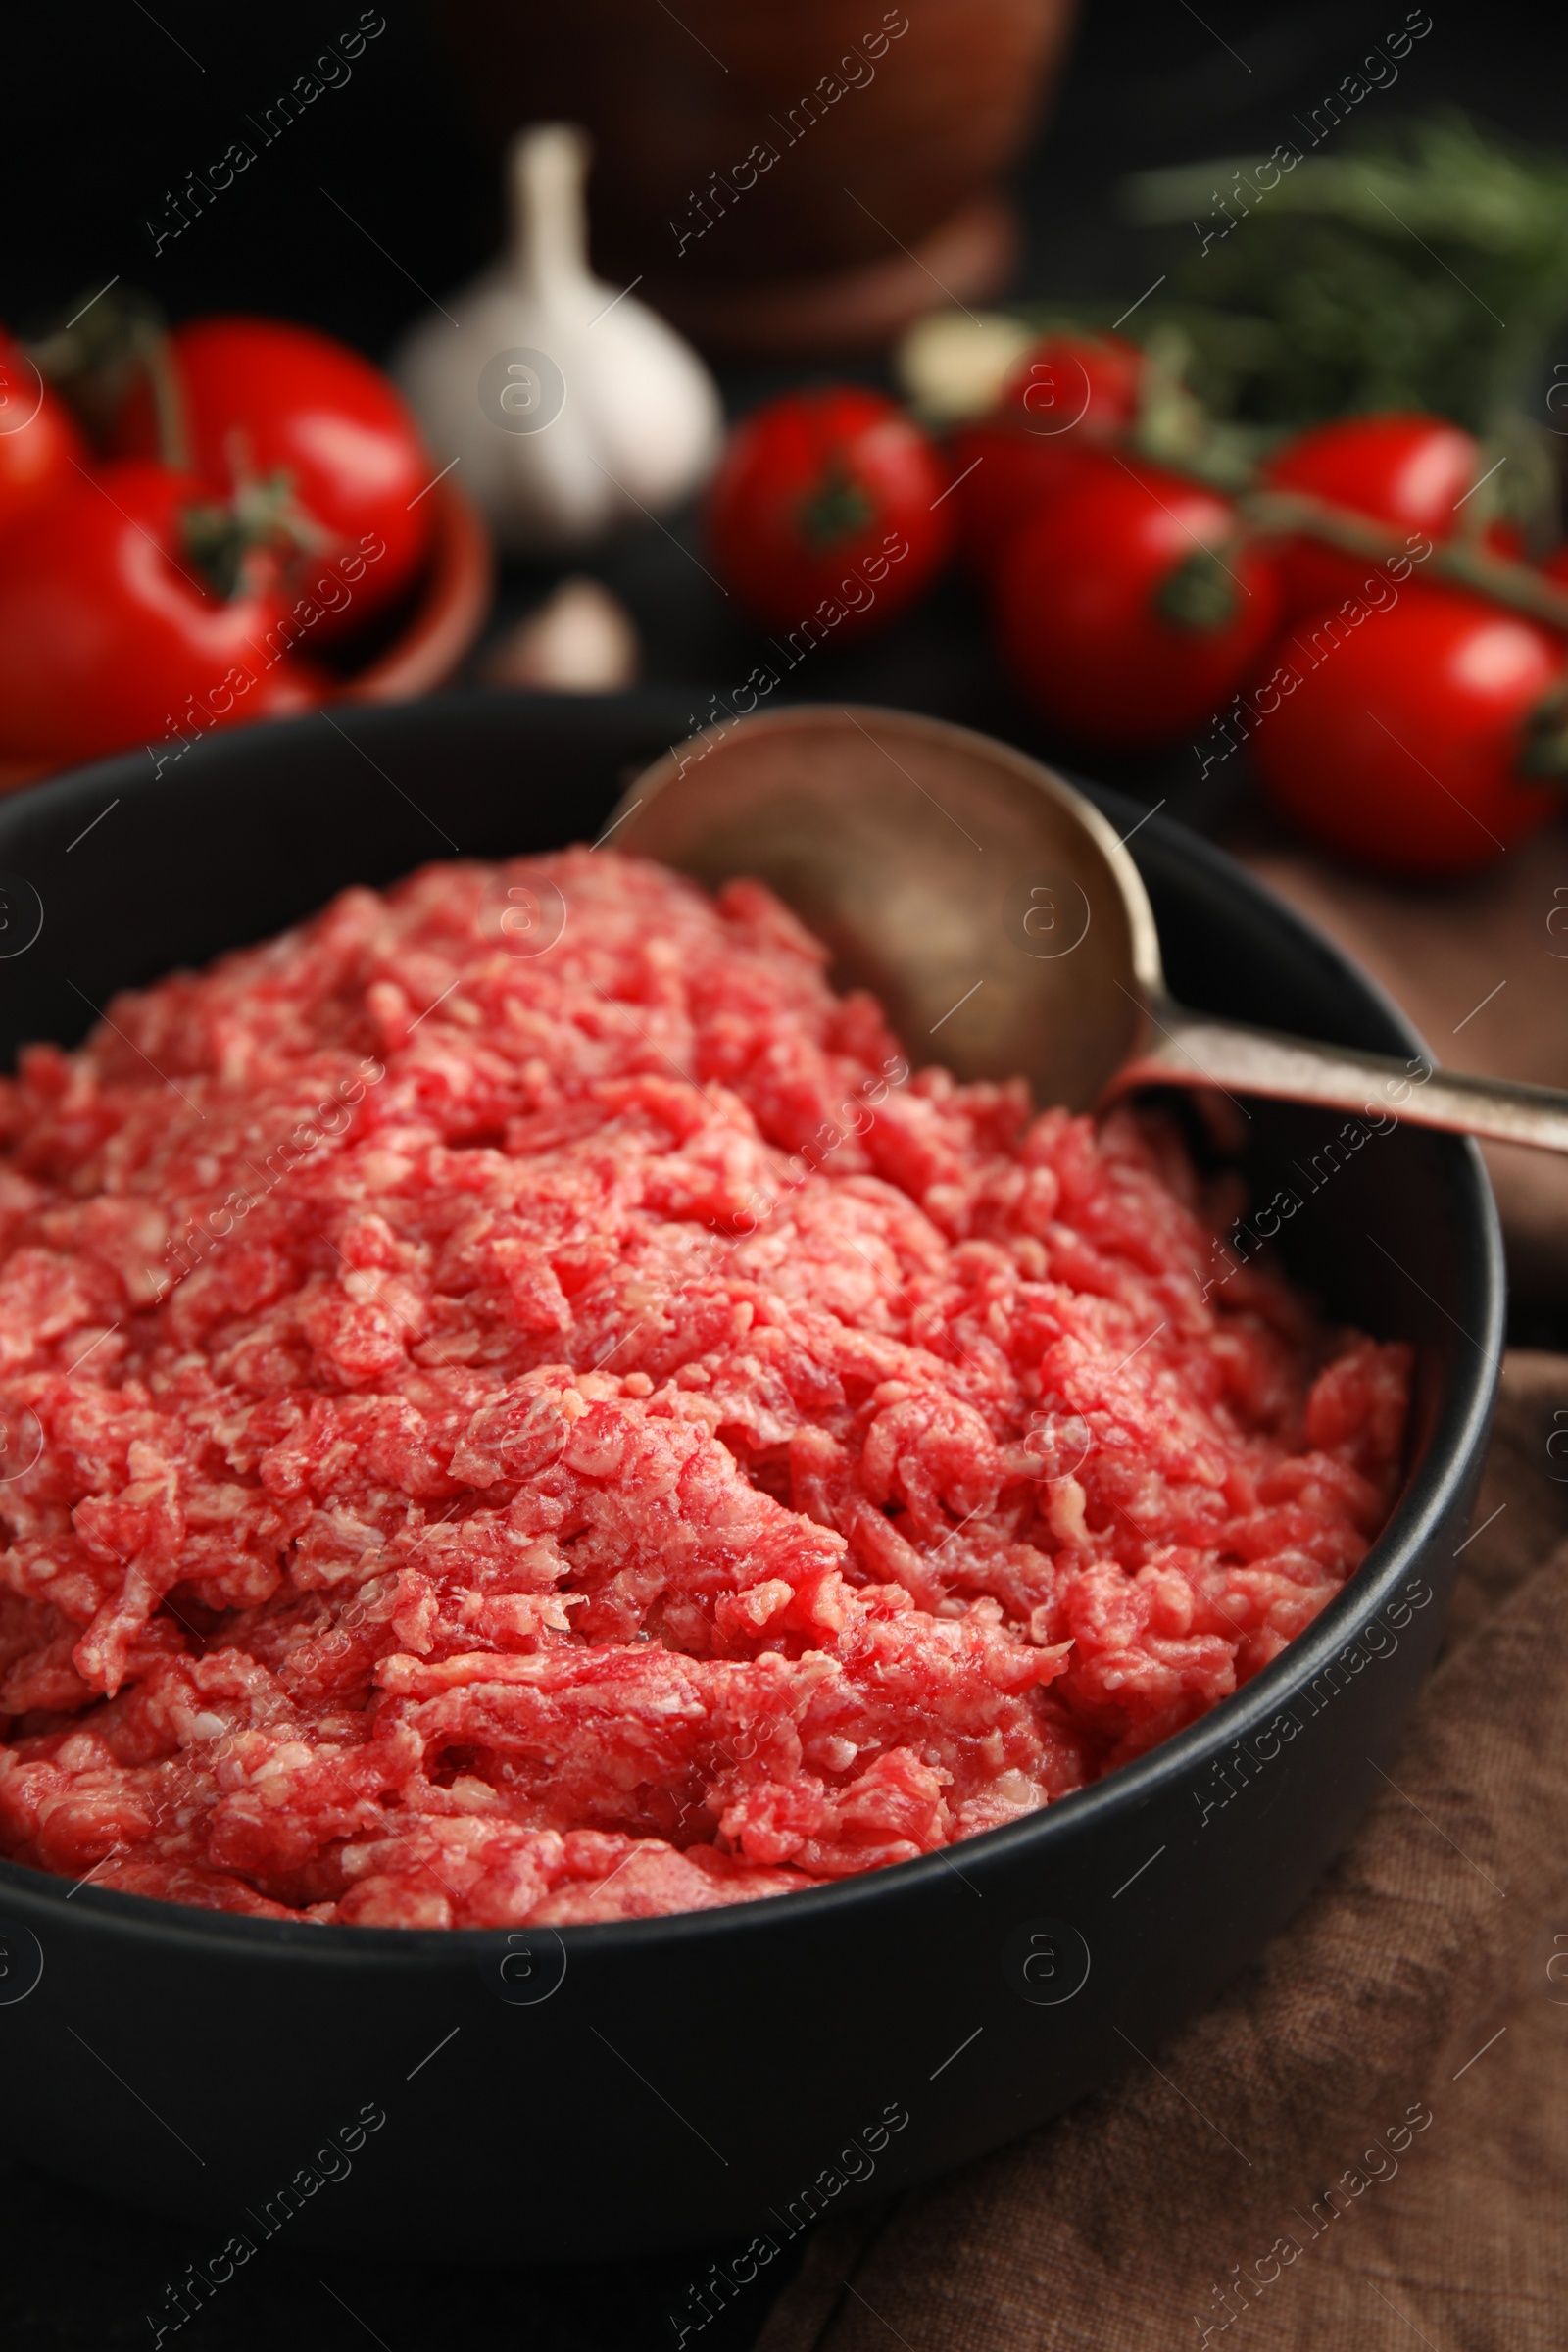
{"left": 0, "top": 699, "right": 1505, "bottom": 1963}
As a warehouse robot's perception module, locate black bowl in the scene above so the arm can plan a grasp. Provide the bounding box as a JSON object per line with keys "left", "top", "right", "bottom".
{"left": 0, "top": 693, "right": 1502, "bottom": 2264}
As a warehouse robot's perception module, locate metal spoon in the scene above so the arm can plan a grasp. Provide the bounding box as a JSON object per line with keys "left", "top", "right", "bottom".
{"left": 608, "top": 703, "right": 1568, "bottom": 1152}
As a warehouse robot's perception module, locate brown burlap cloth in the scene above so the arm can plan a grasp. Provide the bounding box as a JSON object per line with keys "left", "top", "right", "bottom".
{"left": 758, "top": 1351, "right": 1568, "bottom": 2352}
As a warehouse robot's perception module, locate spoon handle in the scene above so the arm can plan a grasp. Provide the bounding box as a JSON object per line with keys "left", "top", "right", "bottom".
{"left": 1114, "top": 1010, "right": 1568, "bottom": 1154}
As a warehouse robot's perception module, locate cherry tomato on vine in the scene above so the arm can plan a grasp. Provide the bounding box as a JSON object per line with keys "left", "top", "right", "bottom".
{"left": 999, "top": 330, "right": 1143, "bottom": 433}
{"left": 0, "top": 461, "right": 325, "bottom": 766}
{"left": 116, "top": 318, "right": 435, "bottom": 643}
{"left": 995, "top": 453, "right": 1281, "bottom": 749}
{"left": 1248, "top": 583, "right": 1566, "bottom": 875}
{"left": 705, "top": 387, "right": 952, "bottom": 635}
{"left": 951, "top": 332, "right": 1143, "bottom": 577}
{"left": 0, "top": 327, "right": 88, "bottom": 541}
{"left": 1259, "top": 413, "right": 1488, "bottom": 618}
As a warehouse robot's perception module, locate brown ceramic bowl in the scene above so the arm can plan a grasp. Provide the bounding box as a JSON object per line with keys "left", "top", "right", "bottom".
{"left": 0, "top": 479, "right": 493, "bottom": 796}
{"left": 338, "top": 478, "right": 493, "bottom": 707}
{"left": 434, "top": 0, "right": 1080, "bottom": 352}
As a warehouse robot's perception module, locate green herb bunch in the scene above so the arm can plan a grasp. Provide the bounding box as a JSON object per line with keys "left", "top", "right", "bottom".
{"left": 1122, "top": 111, "right": 1568, "bottom": 447}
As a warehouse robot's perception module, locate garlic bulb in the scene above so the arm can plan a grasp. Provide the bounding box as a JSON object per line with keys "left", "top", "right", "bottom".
{"left": 396, "top": 124, "right": 723, "bottom": 556}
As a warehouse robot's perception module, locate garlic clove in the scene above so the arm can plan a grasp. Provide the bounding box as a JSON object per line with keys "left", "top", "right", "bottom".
{"left": 479, "top": 576, "right": 640, "bottom": 692}
{"left": 396, "top": 123, "right": 724, "bottom": 557}
{"left": 894, "top": 307, "right": 1039, "bottom": 427}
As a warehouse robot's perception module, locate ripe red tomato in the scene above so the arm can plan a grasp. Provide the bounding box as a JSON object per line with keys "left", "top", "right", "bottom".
{"left": 1248, "top": 583, "right": 1565, "bottom": 874}
{"left": 0, "top": 328, "right": 88, "bottom": 541}
{"left": 952, "top": 333, "right": 1142, "bottom": 577}
{"left": 1259, "top": 413, "right": 1484, "bottom": 618}
{"left": 948, "top": 418, "right": 1079, "bottom": 579}
{"left": 116, "top": 318, "right": 435, "bottom": 644}
{"left": 705, "top": 388, "right": 952, "bottom": 636}
{"left": 0, "top": 460, "right": 326, "bottom": 765}
{"left": 995, "top": 454, "right": 1282, "bottom": 749}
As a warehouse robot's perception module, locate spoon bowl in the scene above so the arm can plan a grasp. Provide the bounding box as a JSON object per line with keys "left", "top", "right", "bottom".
{"left": 614, "top": 703, "right": 1155, "bottom": 1109}
{"left": 613, "top": 704, "right": 1568, "bottom": 1152}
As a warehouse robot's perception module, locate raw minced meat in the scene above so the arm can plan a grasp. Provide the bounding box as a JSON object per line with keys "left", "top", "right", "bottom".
{"left": 0, "top": 850, "right": 1409, "bottom": 1927}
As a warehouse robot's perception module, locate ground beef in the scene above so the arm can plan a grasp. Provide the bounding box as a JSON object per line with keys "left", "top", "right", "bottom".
{"left": 0, "top": 850, "right": 1409, "bottom": 1927}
